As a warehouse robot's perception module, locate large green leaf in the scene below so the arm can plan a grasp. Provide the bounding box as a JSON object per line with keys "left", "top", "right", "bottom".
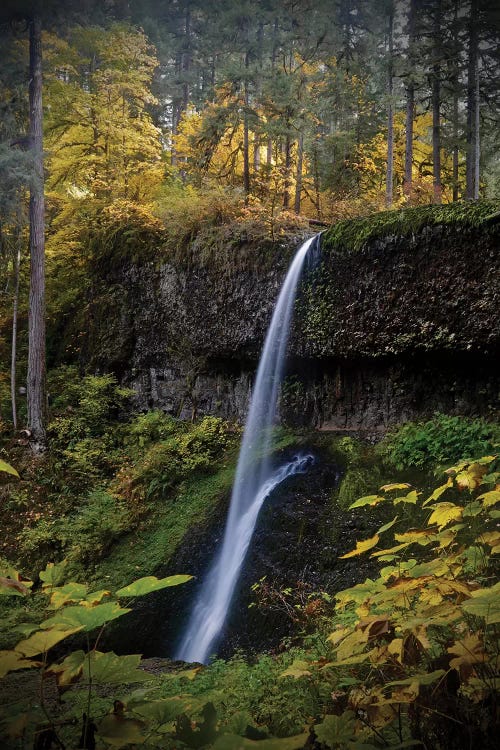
{"left": 132, "top": 697, "right": 190, "bottom": 725}
{"left": 393, "top": 490, "right": 419, "bottom": 505}
{"left": 15, "top": 627, "right": 83, "bottom": 657}
{"left": 461, "top": 583, "right": 500, "bottom": 624}
{"left": 49, "top": 582, "right": 88, "bottom": 608}
{"left": 83, "top": 651, "right": 153, "bottom": 684}
{"left": 97, "top": 714, "right": 146, "bottom": 747}
{"left": 213, "top": 734, "right": 309, "bottom": 750}
{"left": 115, "top": 574, "right": 192, "bottom": 598}
{"left": 49, "top": 650, "right": 86, "bottom": 686}
{"left": 39, "top": 560, "right": 68, "bottom": 590}
{"left": 386, "top": 670, "right": 446, "bottom": 688}
{"left": 314, "top": 712, "right": 356, "bottom": 748}
{"left": 41, "top": 601, "right": 130, "bottom": 632}
{"left": 377, "top": 516, "right": 398, "bottom": 535}
{"left": 349, "top": 495, "right": 384, "bottom": 509}
{"left": 0, "top": 459, "right": 19, "bottom": 477}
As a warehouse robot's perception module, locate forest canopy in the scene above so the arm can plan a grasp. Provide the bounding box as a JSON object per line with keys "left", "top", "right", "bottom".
{"left": 0, "top": 0, "right": 499, "bottom": 436}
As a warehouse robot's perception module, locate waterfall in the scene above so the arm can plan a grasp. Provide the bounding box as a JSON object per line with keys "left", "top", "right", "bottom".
{"left": 175, "top": 234, "right": 320, "bottom": 664}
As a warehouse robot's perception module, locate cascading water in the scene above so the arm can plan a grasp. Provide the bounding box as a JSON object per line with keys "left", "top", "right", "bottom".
{"left": 175, "top": 234, "right": 320, "bottom": 664}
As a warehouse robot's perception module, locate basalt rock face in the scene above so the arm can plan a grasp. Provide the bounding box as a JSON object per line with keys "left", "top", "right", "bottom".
{"left": 83, "top": 220, "right": 500, "bottom": 430}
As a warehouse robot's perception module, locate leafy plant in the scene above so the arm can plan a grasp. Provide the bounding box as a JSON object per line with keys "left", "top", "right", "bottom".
{"left": 380, "top": 413, "right": 500, "bottom": 470}
{"left": 0, "top": 560, "right": 192, "bottom": 748}
{"left": 282, "top": 455, "right": 499, "bottom": 749}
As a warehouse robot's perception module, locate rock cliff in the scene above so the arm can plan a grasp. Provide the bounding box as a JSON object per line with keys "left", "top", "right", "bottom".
{"left": 81, "top": 210, "right": 500, "bottom": 431}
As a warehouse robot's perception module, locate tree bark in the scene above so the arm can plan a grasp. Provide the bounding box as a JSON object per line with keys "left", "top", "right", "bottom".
{"left": 294, "top": 132, "right": 304, "bottom": 214}
{"left": 11, "top": 234, "right": 21, "bottom": 430}
{"left": 451, "top": 0, "right": 460, "bottom": 201}
{"left": 243, "top": 48, "right": 250, "bottom": 199}
{"left": 403, "top": 0, "right": 416, "bottom": 198}
{"left": 432, "top": 0, "right": 442, "bottom": 203}
{"left": 267, "top": 18, "right": 279, "bottom": 168}
{"left": 474, "top": 62, "right": 480, "bottom": 199}
{"left": 386, "top": 3, "right": 394, "bottom": 208}
{"left": 253, "top": 21, "right": 264, "bottom": 172}
{"left": 465, "top": 0, "right": 479, "bottom": 199}
{"left": 27, "top": 11, "right": 47, "bottom": 448}
{"left": 282, "top": 129, "right": 292, "bottom": 209}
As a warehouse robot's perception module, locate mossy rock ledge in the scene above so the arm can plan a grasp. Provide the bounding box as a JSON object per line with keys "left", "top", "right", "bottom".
{"left": 79, "top": 204, "right": 500, "bottom": 431}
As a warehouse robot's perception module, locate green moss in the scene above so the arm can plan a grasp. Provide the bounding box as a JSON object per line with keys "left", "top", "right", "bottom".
{"left": 322, "top": 200, "right": 500, "bottom": 254}
{"left": 336, "top": 467, "right": 382, "bottom": 510}
{"left": 85, "top": 455, "right": 237, "bottom": 590}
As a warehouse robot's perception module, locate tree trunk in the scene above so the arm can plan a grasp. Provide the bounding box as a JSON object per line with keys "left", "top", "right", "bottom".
{"left": 403, "top": 0, "right": 416, "bottom": 198}
{"left": 253, "top": 21, "right": 263, "bottom": 173}
{"left": 313, "top": 143, "right": 321, "bottom": 220}
{"left": 294, "top": 133, "right": 304, "bottom": 214}
{"left": 452, "top": 0, "right": 460, "bottom": 201}
{"left": 27, "top": 12, "right": 46, "bottom": 449}
{"left": 282, "top": 130, "right": 292, "bottom": 209}
{"left": 465, "top": 0, "right": 479, "bottom": 199}
{"left": 243, "top": 49, "right": 250, "bottom": 199}
{"left": 11, "top": 235, "right": 21, "bottom": 430}
{"left": 181, "top": 3, "right": 191, "bottom": 114}
{"left": 452, "top": 88, "right": 459, "bottom": 201}
{"left": 432, "top": 0, "right": 442, "bottom": 203}
{"left": 267, "top": 18, "right": 279, "bottom": 168}
{"left": 386, "top": 4, "right": 394, "bottom": 208}
{"left": 474, "top": 62, "right": 480, "bottom": 199}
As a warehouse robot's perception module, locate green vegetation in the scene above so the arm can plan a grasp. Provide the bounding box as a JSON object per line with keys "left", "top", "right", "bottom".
{"left": 322, "top": 200, "right": 500, "bottom": 254}
{"left": 0, "top": 371, "right": 239, "bottom": 595}
{"left": 380, "top": 413, "right": 500, "bottom": 470}
{"left": 1, "top": 455, "right": 498, "bottom": 749}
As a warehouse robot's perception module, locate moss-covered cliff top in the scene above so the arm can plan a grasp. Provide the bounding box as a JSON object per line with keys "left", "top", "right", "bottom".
{"left": 322, "top": 200, "right": 500, "bottom": 254}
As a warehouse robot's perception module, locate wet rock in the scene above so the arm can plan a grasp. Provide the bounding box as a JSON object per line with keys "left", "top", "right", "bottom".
{"left": 80, "top": 222, "right": 499, "bottom": 430}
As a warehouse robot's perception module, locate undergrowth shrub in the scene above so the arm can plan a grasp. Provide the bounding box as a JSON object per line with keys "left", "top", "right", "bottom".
{"left": 380, "top": 413, "right": 500, "bottom": 469}
{"left": 116, "top": 415, "right": 236, "bottom": 505}
{"left": 60, "top": 489, "right": 131, "bottom": 564}
{"left": 16, "top": 489, "right": 131, "bottom": 570}
{"left": 124, "top": 410, "right": 179, "bottom": 454}
{"left": 48, "top": 370, "right": 131, "bottom": 482}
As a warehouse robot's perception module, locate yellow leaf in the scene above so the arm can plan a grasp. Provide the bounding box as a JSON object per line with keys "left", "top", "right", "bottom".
{"left": 0, "top": 650, "right": 39, "bottom": 678}
{"left": 340, "top": 533, "right": 379, "bottom": 559}
{"left": 478, "top": 489, "right": 500, "bottom": 508}
{"left": 448, "top": 634, "right": 488, "bottom": 680}
{"left": 388, "top": 638, "right": 404, "bottom": 663}
{"left": 335, "top": 629, "right": 369, "bottom": 662}
{"left": 423, "top": 479, "right": 452, "bottom": 507}
{"left": 427, "top": 503, "right": 463, "bottom": 530}
{"left": 456, "top": 463, "right": 488, "bottom": 490}
{"left": 394, "top": 528, "right": 436, "bottom": 544}
{"left": 371, "top": 542, "right": 411, "bottom": 558}
{"left": 380, "top": 483, "right": 411, "bottom": 492}
{"left": 280, "top": 660, "right": 312, "bottom": 679}
{"left": 389, "top": 682, "right": 419, "bottom": 703}
{"left": 15, "top": 627, "right": 82, "bottom": 657}
{"left": 348, "top": 495, "right": 384, "bottom": 509}
{"left": 479, "top": 531, "right": 500, "bottom": 548}
{"left": 49, "top": 650, "right": 86, "bottom": 686}
{"left": 327, "top": 627, "right": 351, "bottom": 646}
{"left": 393, "top": 490, "right": 419, "bottom": 505}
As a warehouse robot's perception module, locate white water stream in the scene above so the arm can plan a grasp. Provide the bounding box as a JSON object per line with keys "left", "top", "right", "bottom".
{"left": 175, "top": 235, "right": 319, "bottom": 664}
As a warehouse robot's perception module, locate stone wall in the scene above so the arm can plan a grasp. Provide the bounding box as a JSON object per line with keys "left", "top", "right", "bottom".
{"left": 81, "top": 219, "right": 500, "bottom": 430}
